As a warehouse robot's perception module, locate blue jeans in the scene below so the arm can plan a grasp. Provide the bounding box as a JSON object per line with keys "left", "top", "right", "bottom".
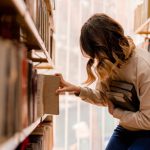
{"left": 106, "top": 125, "right": 150, "bottom": 150}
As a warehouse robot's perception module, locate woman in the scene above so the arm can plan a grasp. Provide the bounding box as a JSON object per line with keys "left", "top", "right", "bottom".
{"left": 56, "top": 13, "right": 150, "bottom": 149}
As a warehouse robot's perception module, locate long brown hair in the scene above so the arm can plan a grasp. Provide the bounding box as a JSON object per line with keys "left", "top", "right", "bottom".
{"left": 80, "top": 13, "right": 135, "bottom": 85}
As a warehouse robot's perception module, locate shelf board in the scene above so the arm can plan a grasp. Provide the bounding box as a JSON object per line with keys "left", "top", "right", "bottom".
{"left": 34, "top": 65, "right": 53, "bottom": 70}
{"left": 31, "top": 58, "right": 48, "bottom": 63}
{"left": 135, "top": 18, "right": 150, "bottom": 34}
{"left": 0, "top": 114, "right": 50, "bottom": 150}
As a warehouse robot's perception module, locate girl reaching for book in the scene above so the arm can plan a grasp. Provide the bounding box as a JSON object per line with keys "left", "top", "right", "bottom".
{"left": 56, "top": 13, "right": 150, "bottom": 150}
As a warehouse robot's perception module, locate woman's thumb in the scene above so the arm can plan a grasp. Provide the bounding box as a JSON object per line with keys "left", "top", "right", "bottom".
{"left": 56, "top": 87, "right": 67, "bottom": 94}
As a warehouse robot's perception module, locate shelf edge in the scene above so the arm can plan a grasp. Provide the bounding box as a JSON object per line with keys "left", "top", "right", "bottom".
{"left": 0, "top": 114, "right": 50, "bottom": 150}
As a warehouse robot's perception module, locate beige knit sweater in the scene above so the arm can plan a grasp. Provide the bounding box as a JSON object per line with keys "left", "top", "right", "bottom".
{"left": 79, "top": 47, "right": 150, "bottom": 131}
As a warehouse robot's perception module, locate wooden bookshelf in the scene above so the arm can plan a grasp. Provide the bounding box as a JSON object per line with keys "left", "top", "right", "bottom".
{"left": 134, "top": 0, "right": 150, "bottom": 35}
{"left": 0, "top": 0, "right": 57, "bottom": 149}
{"left": 0, "top": 114, "right": 50, "bottom": 150}
{"left": 135, "top": 18, "right": 150, "bottom": 34}
{"left": 0, "top": 0, "right": 54, "bottom": 67}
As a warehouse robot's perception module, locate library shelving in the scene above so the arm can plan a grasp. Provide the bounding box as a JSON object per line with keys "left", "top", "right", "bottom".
{"left": 0, "top": 0, "right": 58, "bottom": 150}
{"left": 1, "top": 0, "right": 55, "bottom": 66}
{"left": 135, "top": 18, "right": 150, "bottom": 34}
{"left": 134, "top": 0, "right": 150, "bottom": 35}
{"left": 0, "top": 115, "right": 49, "bottom": 150}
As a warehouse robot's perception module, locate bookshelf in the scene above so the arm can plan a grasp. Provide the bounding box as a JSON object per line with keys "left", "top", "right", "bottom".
{"left": 0, "top": 115, "right": 50, "bottom": 150}
{"left": 0, "top": 0, "right": 58, "bottom": 150}
{"left": 1, "top": 0, "right": 54, "bottom": 66}
{"left": 135, "top": 18, "right": 150, "bottom": 34}
{"left": 134, "top": 0, "right": 150, "bottom": 35}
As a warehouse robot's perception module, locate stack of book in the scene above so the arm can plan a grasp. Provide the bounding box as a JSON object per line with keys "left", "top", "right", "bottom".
{"left": 0, "top": 39, "right": 38, "bottom": 137}
{"left": 16, "top": 121, "right": 53, "bottom": 150}
{"left": 106, "top": 80, "right": 140, "bottom": 112}
{"left": 24, "top": 0, "right": 54, "bottom": 56}
{"left": 0, "top": 38, "right": 60, "bottom": 139}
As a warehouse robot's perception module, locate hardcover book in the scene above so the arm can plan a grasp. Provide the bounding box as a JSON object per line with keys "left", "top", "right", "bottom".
{"left": 43, "top": 75, "right": 60, "bottom": 115}
{"left": 37, "top": 74, "right": 60, "bottom": 115}
{"left": 106, "top": 80, "right": 140, "bottom": 112}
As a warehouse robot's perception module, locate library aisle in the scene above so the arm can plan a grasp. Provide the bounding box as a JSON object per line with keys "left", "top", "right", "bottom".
{"left": 0, "top": 0, "right": 150, "bottom": 150}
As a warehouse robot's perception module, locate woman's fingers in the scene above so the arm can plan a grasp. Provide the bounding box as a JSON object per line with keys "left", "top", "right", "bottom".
{"left": 55, "top": 73, "right": 62, "bottom": 77}
{"left": 54, "top": 73, "right": 79, "bottom": 94}
{"left": 55, "top": 73, "right": 66, "bottom": 85}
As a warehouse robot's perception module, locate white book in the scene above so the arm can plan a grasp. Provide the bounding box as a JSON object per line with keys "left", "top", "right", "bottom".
{"left": 36, "top": 74, "right": 44, "bottom": 118}
{"left": 43, "top": 75, "right": 60, "bottom": 115}
{"left": 36, "top": 74, "right": 60, "bottom": 116}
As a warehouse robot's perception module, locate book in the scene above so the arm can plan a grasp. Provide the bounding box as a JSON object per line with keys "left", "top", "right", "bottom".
{"left": 106, "top": 80, "right": 139, "bottom": 111}
{"left": 43, "top": 75, "right": 60, "bottom": 115}
{"left": 6, "top": 41, "right": 18, "bottom": 136}
{"left": 17, "top": 121, "right": 53, "bottom": 150}
{"left": 36, "top": 74, "right": 44, "bottom": 118}
{"left": 32, "top": 69, "right": 38, "bottom": 122}
{"left": 22, "top": 45, "right": 29, "bottom": 128}
{"left": 0, "top": 15, "right": 20, "bottom": 40}
{"left": 36, "top": 74, "right": 60, "bottom": 115}
{"left": 0, "top": 39, "right": 10, "bottom": 136}
{"left": 0, "top": 39, "right": 49, "bottom": 138}
{"left": 27, "top": 60, "right": 34, "bottom": 124}
{"left": 106, "top": 91, "right": 137, "bottom": 112}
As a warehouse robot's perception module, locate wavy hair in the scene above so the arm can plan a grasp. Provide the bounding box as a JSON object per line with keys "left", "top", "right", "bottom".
{"left": 80, "top": 13, "right": 135, "bottom": 85}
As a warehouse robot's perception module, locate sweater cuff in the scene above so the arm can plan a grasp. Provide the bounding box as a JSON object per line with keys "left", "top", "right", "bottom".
{"left": 113, "top": 108, "right": 124, "bottom": 119}
{"left": 78, "top": 87, "right": 89, "bottom": 100}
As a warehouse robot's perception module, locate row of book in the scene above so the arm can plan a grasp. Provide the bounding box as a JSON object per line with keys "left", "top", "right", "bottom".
{"left": 0, "top": 2, "right": 54, "bottom": 61}
{"left": 0, "top": 38, "right": 59, "bottom": 138}
{"left": 16, "top": 121, "right": 53, "bottom": 150}
{"left": 106, "top": 80, "right": 139, "bottom": 112}
{"left": 134, "top": 0, "right": 150, "bottom": 31}
{"left": 0, "top": 38, "right": 37, "bottom": 137}
{"left": 24, "top": 0, "right": 54, "bottom": 56}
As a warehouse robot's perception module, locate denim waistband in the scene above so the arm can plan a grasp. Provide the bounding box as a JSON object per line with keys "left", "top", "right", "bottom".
{"left": 115, "top": 125, "right": 150, "bottom": 137}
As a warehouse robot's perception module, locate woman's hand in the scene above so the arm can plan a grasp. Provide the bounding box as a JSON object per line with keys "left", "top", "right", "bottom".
{"left": 108, "top": 100, "right": 115, "bottom": 115}
{"left": 55, "top": 73, "right": 81, "bottom": 95}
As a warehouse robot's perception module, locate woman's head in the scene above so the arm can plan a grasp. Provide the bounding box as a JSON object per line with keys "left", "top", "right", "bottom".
{"left": 80, "top": 13, "right": 135, "bottom": 84}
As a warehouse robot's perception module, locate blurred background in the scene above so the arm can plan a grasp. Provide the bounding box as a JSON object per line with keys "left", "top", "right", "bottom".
{"left": 53, "top": 0, "right": 146, "bottom": 150}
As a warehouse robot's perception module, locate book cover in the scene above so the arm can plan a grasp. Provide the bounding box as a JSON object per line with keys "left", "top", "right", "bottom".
{"left": 27, "top": 60, "right": 34, "bottom": 124}
{"left": 32, "top": 69, "right": 38, "bottom": 122}
{"left": 43, "top": 75, "right": 60, "bottom": 115}
{"left": 106, "top": 91, "right": 137, "bottom": 112}
{"left": 107, "top": 80, "right": 139, "bottom": 111}
{"left": 0, "top": 39, "right": 10, "bottom": 136}
{"left": 36, "top": 74, "right": 44, "bottom": 118}
{"left": 6, "top": 41, "right": 18, "bottom": 136}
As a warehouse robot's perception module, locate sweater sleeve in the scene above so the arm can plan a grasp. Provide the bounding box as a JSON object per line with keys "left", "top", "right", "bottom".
{"left": 113, "top": 58, "right": 150, "bottom": 130}
{"left": 78, "top": 80, "right": 108, "bottom": 106}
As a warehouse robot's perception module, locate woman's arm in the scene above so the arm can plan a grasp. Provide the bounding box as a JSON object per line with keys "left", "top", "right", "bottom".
{"left": 55, "top": 73, "right": 81, "bottom": 94}
{"left": 78, "top": 81, "right": 107, "bottom": 106}
{"left": 55, "top": 73, "right": 107, "bottom": 106}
